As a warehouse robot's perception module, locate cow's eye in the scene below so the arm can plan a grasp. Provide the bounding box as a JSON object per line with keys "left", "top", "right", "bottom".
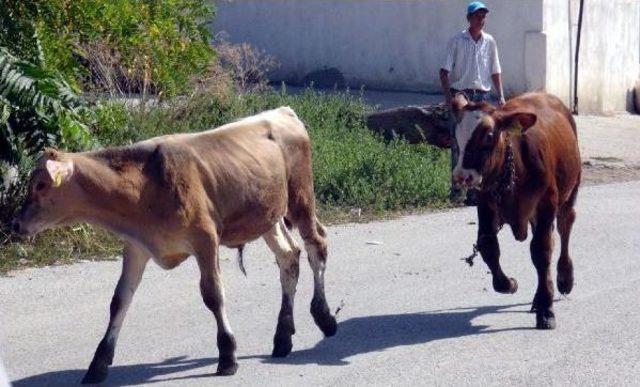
{"left": 483, "top": 132, "right": 494, "bottom": 148}
{"left": 35, "top": 182, "right": 46, "bottom": 192}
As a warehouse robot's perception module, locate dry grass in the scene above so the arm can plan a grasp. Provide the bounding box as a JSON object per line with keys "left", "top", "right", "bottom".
{"left": 213, "top": 36, "right": 279, "bottom": 93}
{"left": 75, "top": 40, "right": 153, "bottom": 99}
{"left": 0, "top": 225, "right": 121, "bottom": 276}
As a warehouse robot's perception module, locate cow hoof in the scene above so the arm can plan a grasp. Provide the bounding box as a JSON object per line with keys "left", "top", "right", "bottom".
{"left": 493, "top": 277, "right": 518, "bottom": 294}
{"left": 311, "top": 301, "right": 338, "bottom": 337}
{"left": 272, "top": 334, "right": 293, "bottom": 358}
{"left": 557, "top": 275, "right": 574, "bottom": 295}
{"left": 216, "top": 360, "right": 239, "bottom": 376}
{"left": 272, "top": 345, "right": 292, "bottom": 358}
{"left": 318, "top": 315, "right": 338, "bottom": 337}
{"left": 81, "top": 364, "right": 108, "bottom": 384}
{"left": 535, "top": 310, "right": 556, "bottom": 330}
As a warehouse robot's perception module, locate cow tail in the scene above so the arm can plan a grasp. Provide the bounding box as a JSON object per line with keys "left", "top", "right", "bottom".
{"left": 237, "top": 244, "right": 247, "bottom": 276}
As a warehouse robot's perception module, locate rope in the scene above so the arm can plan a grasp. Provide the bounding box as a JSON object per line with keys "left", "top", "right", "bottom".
{"left": 462, "top": 133, "right": 514, "bottom": 267}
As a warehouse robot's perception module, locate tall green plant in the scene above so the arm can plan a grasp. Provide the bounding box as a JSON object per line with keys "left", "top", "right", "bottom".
{"left": 2, "top": 0, "right": 216, "bottom": 97}
{"left": 0, "top": 1, "right": 42, "bottom": 63}
{"left": 0, "top": 47, "right": 93, "bottom": 163}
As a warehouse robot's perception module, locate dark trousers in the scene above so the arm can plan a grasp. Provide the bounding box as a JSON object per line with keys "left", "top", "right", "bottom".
{"left": 451, "top": 88, "right": 491, "bottom": 104}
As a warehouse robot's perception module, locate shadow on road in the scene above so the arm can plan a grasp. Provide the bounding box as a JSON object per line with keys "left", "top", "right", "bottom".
{"left": 13, "top": 302, "right": 532, "bottom": 386}
{"left": 245, "top": 302, "right": 534, "bottom": 366}
{"left": 12, "top": 355, "right": 218, "bottom": 387}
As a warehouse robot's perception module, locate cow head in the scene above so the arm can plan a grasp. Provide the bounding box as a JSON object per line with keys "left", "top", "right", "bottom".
{"left": 452, "top": 93, "right": 537, "bottom": 188}
{"left": 12, "top": 149, "right": 77, "bottom": 236}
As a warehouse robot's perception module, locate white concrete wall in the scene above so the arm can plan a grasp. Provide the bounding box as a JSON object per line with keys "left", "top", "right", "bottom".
{"left": 569, "top": 0, "right": 640, "bottom": 114}
{"left": 541, "top": 0, "right": 572, "bottom": 106}
{"left": 213, "top": 0, "right": 542, "bottom": 98}
{"left": 213, "top": 0, "right": 640, "bottom": 113}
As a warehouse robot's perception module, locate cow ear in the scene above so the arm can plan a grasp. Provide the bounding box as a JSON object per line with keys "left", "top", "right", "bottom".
{"left": 43, "top": 147, "right": 60, "bottom": 160}
{"left": 498, "top": 112, "right": 537, "bottom": 134}
{"left": 45, "top": 160, "right": 74, "bottom": 188}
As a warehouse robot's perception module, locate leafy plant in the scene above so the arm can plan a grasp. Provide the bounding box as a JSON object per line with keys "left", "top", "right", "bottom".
{"left": 1, "top": 0, "right": 216, "bottom": 98}
{"left": 0, "top": 46, "right": 93, "bottom": 163}
{"left": 0, "top": 1, "right": 42, "bottom": 63}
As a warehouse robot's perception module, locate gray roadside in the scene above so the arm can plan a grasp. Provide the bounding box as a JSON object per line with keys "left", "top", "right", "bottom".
{"left": 2, "top": 180, "right": 639, "bottom": 386}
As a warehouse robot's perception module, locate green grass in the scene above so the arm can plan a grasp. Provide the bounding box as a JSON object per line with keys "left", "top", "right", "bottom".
{"left": 0, "top": 226, "right": 121, "bottom": 275}
{"left": 93, "top": 89, "right": 451, "bottom": 210}
{"left": 1, "top": 88, "right": 451, "bottom": 275}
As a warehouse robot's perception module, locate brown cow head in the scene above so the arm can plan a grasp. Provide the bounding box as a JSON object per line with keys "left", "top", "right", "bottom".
{"left": 452, "top": 93, "right": 537, "bottom": 188}
{"left": 12, "top": 149, "right": 78, "bottom": 236}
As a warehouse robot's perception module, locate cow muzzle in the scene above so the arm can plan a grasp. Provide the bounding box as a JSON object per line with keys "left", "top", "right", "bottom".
{"left": 11, "top": 218, "right": 36, "bottom": 236}
{"left": 453, "top": 169, "right": 482, "bottom": 189}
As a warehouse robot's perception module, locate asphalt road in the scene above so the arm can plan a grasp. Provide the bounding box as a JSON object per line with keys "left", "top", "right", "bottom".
{"left": 2, "top": 180, "right": 640, "bottom": 386}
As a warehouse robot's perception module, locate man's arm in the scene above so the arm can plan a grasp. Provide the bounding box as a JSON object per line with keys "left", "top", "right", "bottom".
{"left": 440, "top": 69, "right": 453, "bottom": 106}
{"left": 441, "top": 36, "right": 456, "bottom": 106}
{"left": 490, "top": 38, "right": 505, "bottom": 106}
{"left": 491, "top": 73, "right": 505, "bottom": 106}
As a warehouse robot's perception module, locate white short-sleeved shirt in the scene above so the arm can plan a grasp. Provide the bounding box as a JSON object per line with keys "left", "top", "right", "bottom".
{"left": 442, "top": 30, "right": 502, "bottom": 92}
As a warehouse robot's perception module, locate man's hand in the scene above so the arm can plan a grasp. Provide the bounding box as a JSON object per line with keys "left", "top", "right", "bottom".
{"left": 491, "top": 73, "right": 505, "bottom": 107}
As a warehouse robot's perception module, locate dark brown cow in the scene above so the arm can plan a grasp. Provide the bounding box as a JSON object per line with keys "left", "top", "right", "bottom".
{"left": 451, "top": 91, "right": 581, "bottom": 329}
{"left": 12, "top": 106, "right": 338, "bottom": 383}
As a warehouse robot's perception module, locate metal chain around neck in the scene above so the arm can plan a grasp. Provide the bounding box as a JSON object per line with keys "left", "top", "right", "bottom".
{"left": 491, "top": 131, "right": 516, "bottom": 205}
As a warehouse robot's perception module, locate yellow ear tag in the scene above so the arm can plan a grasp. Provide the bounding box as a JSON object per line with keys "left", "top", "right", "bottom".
{"left": 52, "top": 171, "right": 64, "bottom": 187}
{"left": 511, "top": 122, "right": 523, "bottom": 135}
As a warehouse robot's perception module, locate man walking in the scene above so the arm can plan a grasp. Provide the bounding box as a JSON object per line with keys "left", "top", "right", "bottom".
{"left": 439, "top": 1, "right": 505, "bottom": 204}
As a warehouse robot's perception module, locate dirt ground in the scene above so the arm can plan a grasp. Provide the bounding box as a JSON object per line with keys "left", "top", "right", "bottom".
{"left": 582, "top": 163, "right": 640, "bottom": 186}
{"left": 574, "top": 114, "right": 640, "bottom": 186}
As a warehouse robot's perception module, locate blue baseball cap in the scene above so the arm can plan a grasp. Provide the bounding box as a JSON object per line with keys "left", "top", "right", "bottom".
{"left": 467, "top": 1, "right": 489, "bottom": 14}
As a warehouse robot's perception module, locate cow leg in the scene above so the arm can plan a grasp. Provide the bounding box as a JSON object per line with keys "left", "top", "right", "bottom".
{"left": 530, "top": 203, "right": 557, "bottom": 329}
{"left": 82, "top": 242, "right": 149, "bottom": 384}
{"left": 263, "top": 219, "right": 302, "bottom": 357}
{"left": 556, "top": 204, "right": 576, "bottom": 295}
{"left": 477, "top": 201, "right": 518, "bottom": 294}
{"left": 287, "top": 164, "right": 337, "bottom": 337}
{"left": 195, "top": 234, "right": 238, "bottom": 376}
{"left": 294, "top": 215, "right": 337, "bottom": 337}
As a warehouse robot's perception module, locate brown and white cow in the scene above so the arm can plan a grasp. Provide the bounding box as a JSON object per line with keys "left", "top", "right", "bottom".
{"left": 12, "top": 106, "right": 338, "bottom": 383}
{"left": 451, "top": 91, "right": 581, "bottom": 330}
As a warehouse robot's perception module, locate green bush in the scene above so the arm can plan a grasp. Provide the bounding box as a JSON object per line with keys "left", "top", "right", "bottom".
{"left": 1, "top": 0, "right": 215, "bottom": 97}
{"left": 0, "top": 47, "right": 94, "bottom": 163}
